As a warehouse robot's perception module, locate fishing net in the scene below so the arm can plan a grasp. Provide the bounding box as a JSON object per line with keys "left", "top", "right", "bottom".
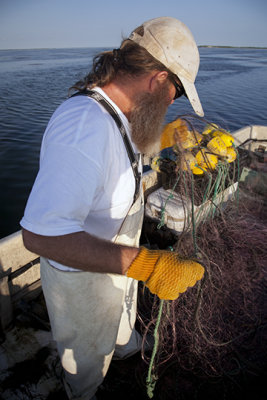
{"left": 137, "top": 116, "right": 267, "bottom": 399}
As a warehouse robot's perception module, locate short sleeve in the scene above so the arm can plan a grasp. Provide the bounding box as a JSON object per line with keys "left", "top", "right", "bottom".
{"left": 20, "top": 142, "right": 103, "bottom": 236}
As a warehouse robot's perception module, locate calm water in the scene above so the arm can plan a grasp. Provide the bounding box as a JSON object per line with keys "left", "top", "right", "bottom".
{"left": 1, "top": 47, "right": 267, "bottom": 238}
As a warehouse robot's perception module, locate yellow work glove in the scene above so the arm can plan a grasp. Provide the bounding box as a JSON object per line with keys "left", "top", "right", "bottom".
{"left": 127, "top": 247, "right": 204, "bottom": 300}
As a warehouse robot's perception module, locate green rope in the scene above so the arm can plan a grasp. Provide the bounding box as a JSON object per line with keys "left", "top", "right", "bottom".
{"left": 233, "top": 144, "right": 240, "bottom": 209}
{"left": 190, "top": 172, "right": 198, "bottom": 255}
{"left": 182, "top": 170, "right": 188, "bottom": 197}
{"left": 195, "top": 170, "right": 213, "bottom": 225}
{"left": 211, "top": 164, "right": 224, "bottom": 217}
{"left": 202, "top": 171, "right": 213, "bottom": 203}
{"left": 146, "top": 143, "right": 240, "bottom": 398}
{"left": 157, "top": 193, "right": 173, "bottom": 229}
{"left": 148, "top": 171, "right": 187, "bottom": 396}
{"left": 182, "top": 171, "right": 192, "bottom": 229}
{"left": 146, "top": 299, "right": 165, "bottom": 398}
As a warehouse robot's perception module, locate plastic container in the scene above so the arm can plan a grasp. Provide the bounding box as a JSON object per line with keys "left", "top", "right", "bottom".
{"left": 145, "top": 183, "right": 238, "bottom": 234}
{"left": 145, "top": 188, "right": 193, "bottom": 233}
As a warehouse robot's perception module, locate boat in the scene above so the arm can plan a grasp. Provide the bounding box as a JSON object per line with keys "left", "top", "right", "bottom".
{"left": 0, "top": 124, "right": 266, "bottom": 399}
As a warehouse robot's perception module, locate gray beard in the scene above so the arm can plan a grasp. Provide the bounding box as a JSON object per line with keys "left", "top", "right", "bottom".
{"left": 130, "top": 84, "right": 170, "bottom": 157}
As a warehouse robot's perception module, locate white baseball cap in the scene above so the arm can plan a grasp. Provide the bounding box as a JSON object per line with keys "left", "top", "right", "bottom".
{"left": 128, "top": 17, "right": 204, "bottom": 116}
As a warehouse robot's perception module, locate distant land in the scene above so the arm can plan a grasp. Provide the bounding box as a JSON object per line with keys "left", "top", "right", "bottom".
{"left": 199, "top": 45, "right": 267, "bottom": 49}
{"left": 1, "top": 45, "right": 267, "bottom": 51}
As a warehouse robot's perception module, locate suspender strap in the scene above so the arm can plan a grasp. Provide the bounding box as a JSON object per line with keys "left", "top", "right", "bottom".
{"left": 71, "top": 89, "right": 141, "bottom": 202}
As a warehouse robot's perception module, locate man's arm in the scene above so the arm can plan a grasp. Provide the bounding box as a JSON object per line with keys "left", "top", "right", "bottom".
{"left": 22, "top": 228, "right": 139, "bottom": 275}
{"left": 22, "top": 229, "right": 205, "bottom": 301}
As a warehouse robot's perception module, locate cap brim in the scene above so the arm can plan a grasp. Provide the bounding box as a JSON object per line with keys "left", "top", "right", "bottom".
{"left": 179, "top": 77, "right": 204, "bottom": 117}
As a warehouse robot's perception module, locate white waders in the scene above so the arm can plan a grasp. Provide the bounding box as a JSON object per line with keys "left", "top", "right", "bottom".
{"left": 40, "top": 191, "right": 144, "bottom": 400}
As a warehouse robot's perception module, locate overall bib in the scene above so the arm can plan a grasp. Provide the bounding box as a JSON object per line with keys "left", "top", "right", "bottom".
{"left": 40, "top": 192, "right": 144, "bottom": 399}
{"left": 41, "top": 89, "right": 144, "bottom": 400}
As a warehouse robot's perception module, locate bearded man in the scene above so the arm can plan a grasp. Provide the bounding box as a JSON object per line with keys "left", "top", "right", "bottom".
{"left": 21, "top": 17, "right": 205, "bottom": 400}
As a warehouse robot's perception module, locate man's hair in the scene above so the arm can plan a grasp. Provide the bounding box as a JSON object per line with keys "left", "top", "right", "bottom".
{"left": 69, "top": 39, "right": 177, "bottom": 93}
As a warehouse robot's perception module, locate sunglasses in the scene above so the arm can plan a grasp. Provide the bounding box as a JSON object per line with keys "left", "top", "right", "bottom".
{"left": 169, "top": 77, "right": 186, "bottom": 100}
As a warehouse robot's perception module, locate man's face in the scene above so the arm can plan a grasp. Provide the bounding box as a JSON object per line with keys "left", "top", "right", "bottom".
{"left": 130, "top": 81, "right": 173, "bottom": 156}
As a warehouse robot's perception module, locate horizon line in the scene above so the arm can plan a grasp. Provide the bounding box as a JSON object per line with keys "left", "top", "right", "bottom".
{"left": 0, "top": 45, "right": 267, "bottom": 51}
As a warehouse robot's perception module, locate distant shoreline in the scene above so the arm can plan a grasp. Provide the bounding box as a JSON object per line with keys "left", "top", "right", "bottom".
{"left": 199, "top": 45, "right": 267, "bottom": 49}
{"left": 0, "top": 45, "right": 267, "bottom": 51}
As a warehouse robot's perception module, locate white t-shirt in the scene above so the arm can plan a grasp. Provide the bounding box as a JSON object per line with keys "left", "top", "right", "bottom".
{"left": 20, "top": 87, "right": 141, "bottom": 271}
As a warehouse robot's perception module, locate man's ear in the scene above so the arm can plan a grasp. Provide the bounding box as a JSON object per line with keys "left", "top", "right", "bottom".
{"left": 149, "top": 71, "right": 169, "bottom": 92}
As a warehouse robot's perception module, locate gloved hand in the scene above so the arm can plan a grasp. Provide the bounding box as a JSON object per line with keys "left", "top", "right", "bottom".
{"left": 127, "top": 247, "right": 204, "bottom": 300}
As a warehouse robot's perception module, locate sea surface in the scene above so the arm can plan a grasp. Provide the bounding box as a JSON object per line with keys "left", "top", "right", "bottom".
{"left": 1, "top": 47, "right": 267, "bottom": 239}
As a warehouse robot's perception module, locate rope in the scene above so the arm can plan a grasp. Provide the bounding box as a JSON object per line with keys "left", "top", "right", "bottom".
{"left": 146, "top": 299, "right": 165, "bottom": 398}
{"left": 182, "top": 171, "right": 192, "bottom": 229}
{"left": 147, "top": 173, "right": 182, "bottom": 397}
{"left": 190, "top": 172, "right": 198, "bottom": 255}
{"left": 146, "top": 171, "right": 199, "bottom": 397}
{"left": 211, "top": 164, "right": 224, "bottom": 217}
{"left": 194, "top": 170, "right": 213, "bottom": 225}
{"left": 233, "top": 144, "right": 240, "bottom": 209}
{"left": 146, "top": 133, "right": 240, "bottom": 396}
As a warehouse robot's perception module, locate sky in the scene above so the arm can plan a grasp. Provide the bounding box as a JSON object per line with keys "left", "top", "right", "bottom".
{"left": 0, "top": 0, "right": 267, "bottom": 50}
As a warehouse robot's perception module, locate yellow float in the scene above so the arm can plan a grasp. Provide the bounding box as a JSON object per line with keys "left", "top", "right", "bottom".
{"left": 225, "top": 147, "right": 237, "bottom": 163}
{"left": 212, "top": 130, "right": 235, "bottom": 147}
{"left": 196, "top": 150, "right": 218, "bottom": 170}
{"left": 207, "top": 136, "right": 228, "bottom": 156}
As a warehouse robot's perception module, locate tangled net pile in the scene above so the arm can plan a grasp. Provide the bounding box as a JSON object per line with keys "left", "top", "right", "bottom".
{"left": 137, "top": 117, "right": 267, "bottom": 399}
